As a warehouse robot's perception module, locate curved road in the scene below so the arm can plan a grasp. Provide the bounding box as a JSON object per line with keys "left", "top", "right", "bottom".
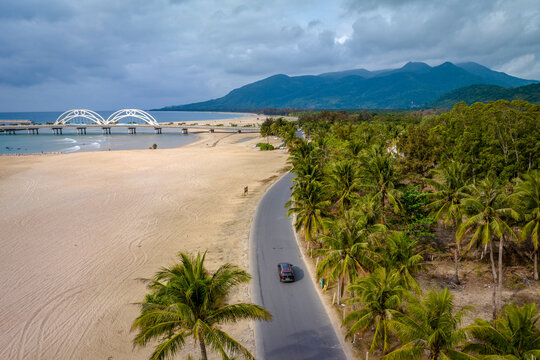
{"left": 251, "top": 173, "right": 347, "bottom": 360}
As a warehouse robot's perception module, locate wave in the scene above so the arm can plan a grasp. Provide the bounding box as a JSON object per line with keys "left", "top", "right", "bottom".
{"left": 63, "top": 145, "right": 81, "bottom": 153}
{"left": 59, "top": 138, "right": 77, "bottom": 143}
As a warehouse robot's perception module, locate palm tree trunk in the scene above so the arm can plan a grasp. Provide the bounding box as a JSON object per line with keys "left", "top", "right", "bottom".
{"left": 199, "top": 334, "right": 208, "bottom": 360}
{"left": 337, "top": 276, "right": 341, "bottom": 305}
{"left": 454, "top": 247, "right": 460, "bottom": 284}
{"left": 489, "top": 241, "right": 498, "bottom": 320}
{"left": 492, "top": 283, "right": 497, "bottom": 320}
{"left": 454, "top": 230, "right": 460, "bottom": 284}
{"left": 497, "top": 236, "right": 504, "bottom": 317}
{"left": 489, "top": 241, "right": 497, "bottom": 282}
{"left": 534, "top": 249, "right": 538, "bottom": 281}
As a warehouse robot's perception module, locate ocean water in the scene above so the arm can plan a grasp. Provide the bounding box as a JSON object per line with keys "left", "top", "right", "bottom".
{"left": 0, "top": 111, "right": 249, "bottom": 154}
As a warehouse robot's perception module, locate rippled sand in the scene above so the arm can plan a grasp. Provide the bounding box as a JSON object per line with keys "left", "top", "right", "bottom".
{"left": 0, "top": 132, "right": 288, "bottom": 359}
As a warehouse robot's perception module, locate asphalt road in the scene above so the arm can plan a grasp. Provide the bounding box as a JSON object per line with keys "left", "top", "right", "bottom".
{"left": 251, "top": 173, "right": 347, "bottom": 360}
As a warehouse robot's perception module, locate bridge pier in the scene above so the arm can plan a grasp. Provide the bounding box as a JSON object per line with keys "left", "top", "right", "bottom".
{"left": 128, "top": 127, "right": 136, "bottom": 134}
{"left": 102, "top": 127, "right": 111, "bottom": 134}
{"left": 52, "top": 127, "right": 63, "bottom": 135}
{"left": 76, "top": 127, "right": 87, "bottom": 135}
{"left": 154, "top": 127, "right": 162, "bottom": 134}
{"left": 6, "top": 129, "right": 17, "bottom": 135}
{"left": 181, "top": 128, "right": 188, "bottom": 134}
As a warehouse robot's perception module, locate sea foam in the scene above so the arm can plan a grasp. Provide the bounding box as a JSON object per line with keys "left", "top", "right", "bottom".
{"left": 63, "top": 145, "right": 81, "bottom": 153}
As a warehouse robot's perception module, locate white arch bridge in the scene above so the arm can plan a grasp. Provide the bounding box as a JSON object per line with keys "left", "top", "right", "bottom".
{"left": 55, "top": 109, "right": 158, "bottom": 126}
{"left": 1, "top": 109, "right": 260, "bottom": 135}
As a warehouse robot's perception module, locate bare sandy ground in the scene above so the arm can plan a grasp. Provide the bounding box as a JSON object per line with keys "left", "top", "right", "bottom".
{"left": 183, "top": 114, "right": 296, "bottom": 127}
{"left": 0, "top": 132, "right": 288, "bottom": 359}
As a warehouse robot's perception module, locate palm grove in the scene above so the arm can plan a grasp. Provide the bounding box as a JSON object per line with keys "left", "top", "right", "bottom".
{"left": 275, "top": 100, "right": 540, "bottom": 358}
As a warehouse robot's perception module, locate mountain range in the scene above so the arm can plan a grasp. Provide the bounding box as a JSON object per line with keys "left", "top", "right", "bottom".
{"left": 158, "top": 62, "right": 538, "bottom": 110}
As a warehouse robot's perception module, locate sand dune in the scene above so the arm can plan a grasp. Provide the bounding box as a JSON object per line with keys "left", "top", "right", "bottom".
{"left": 0, "top": 133, "right": 288, "bottom": 359}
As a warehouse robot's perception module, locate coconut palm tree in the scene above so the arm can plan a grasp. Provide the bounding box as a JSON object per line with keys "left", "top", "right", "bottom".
{"left": 424, "top": 161, "right": 469, "bottom": 283}
{"left": 463, "top": 303, "right": 540, "bottom": 360}
{"left": 343, "top": 267, "right": 406, "bottom": 354}
{"left": 512, "top": 170, "right": 540, "bottom": 280}
{"left": 316, "top": 211, "right": 376, "bottom": 303}
{"left": 354, "top": 193, "right": 385, "bottom": 228}
{"left": 347, "top": 140, "right": 364, "bottom": 158}
{"left": 326, "top": 160, "right": 360, "bottom": 209}
{"left": 385, "top": 288, "right": 474, "bottom": 360}
{"left": 132, "top": 252, "right": 272, "bottom": 360}
{"left": 358, "top": 145, "right": 401, "bottom": 219}
{"left": 457, "top": 177, "right": 519, "bottom": 317}
{"left": 286, "top": 181, "right": 330, "bottom": 243}
{"left": 375, "top": 231, "right": 423, "bottom": 294}
{"left": 291, "top": 157, "right": 324, "bottom": 191}
{"left": 289, "top": 139, "right": 320, "bottom": 167}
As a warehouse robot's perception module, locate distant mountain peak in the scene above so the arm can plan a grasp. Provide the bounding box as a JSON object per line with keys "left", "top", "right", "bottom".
{"left": 400, "top": 61, "right": 431, "bottom": 71}
{"left": 438, "top": 61, "right": 458, "bottom": 68}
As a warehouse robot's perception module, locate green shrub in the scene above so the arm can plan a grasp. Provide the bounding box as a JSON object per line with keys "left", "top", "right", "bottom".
{"left": 256, "top": 142, "right": 274, "bottom": 151}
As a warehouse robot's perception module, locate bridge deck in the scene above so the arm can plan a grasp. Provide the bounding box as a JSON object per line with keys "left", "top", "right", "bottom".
{"left": 0, "top": 124, "right": 260, "bottom": 133}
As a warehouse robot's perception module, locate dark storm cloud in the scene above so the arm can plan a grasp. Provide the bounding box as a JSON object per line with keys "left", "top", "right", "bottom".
{"left": 342, "top": 0, "right": 540, "bottom": 75}
{"left": 0, "top": 0, "right": 539, "bottom": 111}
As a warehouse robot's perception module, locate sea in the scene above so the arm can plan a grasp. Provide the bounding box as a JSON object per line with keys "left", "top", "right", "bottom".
{"left": 0, "top": 111, "right": 250, "bottom": 155}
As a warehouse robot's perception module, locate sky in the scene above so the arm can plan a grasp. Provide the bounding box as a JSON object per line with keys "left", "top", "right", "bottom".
{"left": 0, "top": 0, "right": 539, "bottom": 112}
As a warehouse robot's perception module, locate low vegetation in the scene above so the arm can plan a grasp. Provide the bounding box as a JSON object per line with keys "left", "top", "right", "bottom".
{"left": 256, "top": 142, "right": 274, "bottom": 151}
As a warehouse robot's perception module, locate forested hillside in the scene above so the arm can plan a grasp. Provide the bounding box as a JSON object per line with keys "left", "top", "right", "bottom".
{"left": 428, "top": 83, "right": 540, "bottom": 108}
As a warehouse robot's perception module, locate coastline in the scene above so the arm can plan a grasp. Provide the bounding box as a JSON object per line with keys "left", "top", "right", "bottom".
{"left": 0, "top": 131, "right": 288, "bottom": 359}
{"left": 0, "top": 114, "right": 289, "bottom": 156}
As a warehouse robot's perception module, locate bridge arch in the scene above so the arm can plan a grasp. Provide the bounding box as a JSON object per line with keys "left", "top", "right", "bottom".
{"left": 105, "top": 109, "right": 158, "bottom": 126}
{"left": 55, "top": 109, "right": 106, "bottom": 125}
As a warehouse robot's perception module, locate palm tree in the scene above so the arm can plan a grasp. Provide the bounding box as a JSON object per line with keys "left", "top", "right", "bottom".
{"left": 424, "top": 161, "right": 469, "bottom": 283}
{"left": 354, "top": 193, "right": 385, "bottom": 228}
{"left": 286, "top": 181, "right": 330, "bottom": 243}
{"left": 343, "top": 267, "right": 406, "bottom": 354}
{"left": 289, "top": 139, "right": 319, "bottom": 167}
{"left": 385, "top": 288, "right": 474, "bottom": 360}
{"left": 291, "top": 157, "right": 324, "bottom": 190}
{"left": 132, "top": 252, "right": 272, "bottom": 360}
{"left": 358, "top": 145, "right": 401, "bottom": 219}
{"left": 375, "top": 231, "right": 423, "bottom": 294}
{"left": 347, "top": 140, "right": 363, "bottom": 158}
{"left": 316, "top": 211, "right": 375, "bottom": 303}
{"left": 457, "top": 177, "right": 519, "bottom": 317}
{"left": 463, "top": 303, "right": 540, "bottom": 360}
{"left": 512, "top": 170, "right": 540, "bottom": 280}
{"left": 327, "top": 160, "right": 360, "bottom": 209}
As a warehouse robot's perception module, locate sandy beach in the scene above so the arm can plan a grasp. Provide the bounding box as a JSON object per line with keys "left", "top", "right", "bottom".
{"left": 190, "top": 114, "right": 296, "bottom": 127}
{"left": 0, "top": 132, "right": 288, "bottom": 359}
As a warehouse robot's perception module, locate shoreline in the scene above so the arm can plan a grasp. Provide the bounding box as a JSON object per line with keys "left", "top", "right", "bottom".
{"left": 0, "top": 132, "right": 288, "bottom": 359}
{"left": 0, "top": 114, "right": 292, "bottom": 156}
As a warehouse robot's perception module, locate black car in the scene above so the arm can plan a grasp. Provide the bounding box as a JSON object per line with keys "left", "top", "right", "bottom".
{"left": 277, "top": 263, "right": 295, "bottom": 282}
